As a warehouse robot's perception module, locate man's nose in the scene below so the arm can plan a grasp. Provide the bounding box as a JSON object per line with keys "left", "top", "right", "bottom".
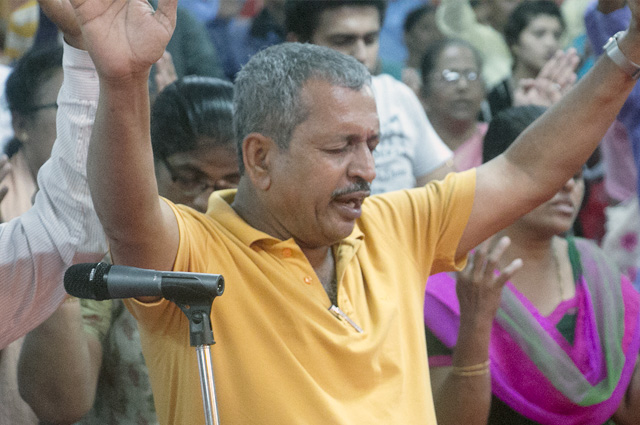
{"left": 456, "top": 76, "right": 470, "bottom": 90}
{"left": 348, "top": 143, "right": 376, "bottom": 183}
{"left": 351, "top": 39, "right": 368, "bottom": 65}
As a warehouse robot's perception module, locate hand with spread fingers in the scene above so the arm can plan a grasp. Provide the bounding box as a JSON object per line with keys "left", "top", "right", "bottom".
{"left": 456, "top": 236, "right": 523, "bottom": 329}
{"left": 431, "top": 236, "right": 522, "bottom": 425}
{"left": 38, "top": 0, "right": 177, "bottom": 80}
{"left": 514, "top": 49, "right": 580, "bottom": 108}
{"left": 37, "top": 0, "right": 84, "bottom": 49}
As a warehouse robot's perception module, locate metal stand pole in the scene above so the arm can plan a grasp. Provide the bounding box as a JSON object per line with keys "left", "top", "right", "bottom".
{"left": 170, "top": 275, "right": 224, "bottom": 425}
{"left": 197, "top": 345, "right": 220, "bottom": 425}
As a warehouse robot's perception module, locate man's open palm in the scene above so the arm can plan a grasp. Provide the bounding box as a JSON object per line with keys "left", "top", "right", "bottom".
{"left": 41, "top": 0, "right": 177, "bottom": 79}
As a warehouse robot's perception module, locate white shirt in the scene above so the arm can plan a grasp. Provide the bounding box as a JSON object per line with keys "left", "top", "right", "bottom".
{"left": 0, "top": 43, "right": 106, "bottom": 349}
{"left": 0, "top": 65, "right": 13, "bottom": 151}
{"left": 370, "top": 74, "right": 452, "bottom": 195}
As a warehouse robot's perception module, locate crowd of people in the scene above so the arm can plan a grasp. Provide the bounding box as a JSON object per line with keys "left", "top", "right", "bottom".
{"left": 1, "top": 0, "right": 640, "bottom": 424}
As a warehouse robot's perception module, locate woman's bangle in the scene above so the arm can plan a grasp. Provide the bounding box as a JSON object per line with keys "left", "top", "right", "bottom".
{"left": 451, "top": 360, "right": 490, "bottom": 377}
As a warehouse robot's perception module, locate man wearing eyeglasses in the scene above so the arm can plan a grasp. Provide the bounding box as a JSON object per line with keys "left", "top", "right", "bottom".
{"left": 285, "top": 0, "right": 454, "bottom": 194}
{"left": 3, "top": 46, "right": 62, "bottom": 222}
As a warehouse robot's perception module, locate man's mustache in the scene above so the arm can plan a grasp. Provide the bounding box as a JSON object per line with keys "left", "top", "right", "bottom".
{"left": 331, "top": 179, "right": 371, "bottom": 198}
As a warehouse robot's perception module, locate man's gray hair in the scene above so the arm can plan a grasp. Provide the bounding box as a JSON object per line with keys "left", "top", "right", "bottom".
{"left": 233, "top": 42, "right": 371, "bottom": 173}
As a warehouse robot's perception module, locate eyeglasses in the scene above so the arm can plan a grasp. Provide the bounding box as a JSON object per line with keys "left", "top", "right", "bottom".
{"left": 438, "top": 69, "right": 479, "bottom": 85}
{"left": 162, "top": 158, "right": 240, "bottom": 197}
{"left": 27, "top": 102, "right": 58, "bottom": 113}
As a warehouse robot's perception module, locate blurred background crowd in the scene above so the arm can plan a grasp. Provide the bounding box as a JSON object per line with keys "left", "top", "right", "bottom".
{"left": 2, "top": 0, "right": 640, "bottom": 424}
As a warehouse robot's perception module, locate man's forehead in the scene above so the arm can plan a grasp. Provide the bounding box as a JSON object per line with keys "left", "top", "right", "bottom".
{"left": 315, "top": 5, "right": 381, "bottom": 33}
{"left": 299, "top": 78, "right": 375, "bottom": 104}
{"left": 299, "top": 79, "right": 379, "bottom": 131}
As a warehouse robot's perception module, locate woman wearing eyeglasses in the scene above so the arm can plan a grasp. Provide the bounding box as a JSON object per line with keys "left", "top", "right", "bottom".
{"left": 420, "top": 38, "right": 487, "bottom": 172}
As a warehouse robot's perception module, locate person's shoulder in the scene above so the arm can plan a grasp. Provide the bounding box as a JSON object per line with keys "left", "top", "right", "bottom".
{"left": 572, "top": 236, "right": 604, "bottom": 254}
{"left": 363, "top": 170, "right": 475, "bottom": 214}
{"left": 487, "top": 78, "right": 510, "bottom": 97}
{"left": 429, "top": 169, "right": 477, "bottom": 197}
{"left": 0, "top": 64, "right": 11, "bottom": 80}
{"left": 571, "top": 236, "right": 621, "bottom": 274}
{"left": 371, "top": 73, "right": 424, "bottom": 114}
{"left": 371, "top": 73, "right": 415, "bottom": 96}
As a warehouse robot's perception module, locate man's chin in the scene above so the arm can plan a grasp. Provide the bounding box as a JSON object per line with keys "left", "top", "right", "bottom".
{"left": 330, "top": 220, "right": 357, "bottom": 241}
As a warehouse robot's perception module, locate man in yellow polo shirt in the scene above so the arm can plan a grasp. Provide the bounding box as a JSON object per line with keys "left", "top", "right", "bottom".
{"left": 40, "top": 0, "right": 640, "bottom": 423}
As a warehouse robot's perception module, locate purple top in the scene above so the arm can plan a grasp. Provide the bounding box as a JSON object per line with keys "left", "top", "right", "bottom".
{"left": 584, "top": 2, "right": 640, "bottom": 286}
{"left": 584, "top": 4, "right": 638, "bottom": 192}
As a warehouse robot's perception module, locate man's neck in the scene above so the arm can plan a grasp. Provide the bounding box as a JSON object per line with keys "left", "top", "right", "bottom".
{"left": 231, "top": 181, "right": 288, "bottom": 239}
{"left": 232, "top": 182, "right": 338, "bottom": 304}
{"left": 303, "top": 245, "right": 337, "bottom": 305}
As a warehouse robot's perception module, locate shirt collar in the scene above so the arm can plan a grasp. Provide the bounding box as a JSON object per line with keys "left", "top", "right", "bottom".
{"left": 208, "top": 189, "right": 365, "bottom": 249}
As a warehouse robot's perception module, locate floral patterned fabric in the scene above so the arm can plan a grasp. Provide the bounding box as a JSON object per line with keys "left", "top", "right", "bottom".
{"left": 77, "top": 299, "right": 157, "bottom": 425}
{"left": 602, "top": 196, "right": 640, "bottom": 288}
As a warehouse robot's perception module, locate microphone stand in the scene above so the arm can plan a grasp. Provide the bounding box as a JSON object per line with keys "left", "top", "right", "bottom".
{"left": 169, "top": 278, "right": 224, "bottom": 425}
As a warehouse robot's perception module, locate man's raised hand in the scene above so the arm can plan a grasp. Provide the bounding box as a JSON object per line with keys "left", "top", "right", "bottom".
{"left": 39, "top": 0, "right": 178, "bottom": 80}
{"left": 38, "top": 0, "right": 84, "bottom": 48}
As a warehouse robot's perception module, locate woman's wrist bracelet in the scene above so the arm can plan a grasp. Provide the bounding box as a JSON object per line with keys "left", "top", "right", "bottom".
{"left": 451, "top": 360, "right": 490, "bottom": 377}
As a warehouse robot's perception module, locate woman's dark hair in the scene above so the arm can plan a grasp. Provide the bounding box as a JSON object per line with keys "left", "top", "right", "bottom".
{"left": 482, "top": 105, "right": 547, "bottom": 163}
{"left": 4, "top": 44, "right": 63, "bottom": 157}
{"left": 420, "top": 38, "right": 483, "bottom": 96}
{"left": 150, "top": 76, "right": 234, "bottom": 162}
{"left": 285, "top": 0, "right": 387, "bottom": 43}
{"left": 503, "top": 0, "right": 565, "bottom": 48}
{"left": 403, "top": 5, "right": 436, "bottom": 34}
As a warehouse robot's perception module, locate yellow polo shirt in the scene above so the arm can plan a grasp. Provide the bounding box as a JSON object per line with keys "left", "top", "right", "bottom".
{"left": 126, "top": 169, "right": 476, "bottom": 425}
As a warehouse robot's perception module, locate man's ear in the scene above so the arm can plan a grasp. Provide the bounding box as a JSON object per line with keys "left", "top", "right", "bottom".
{"left": 242, "top": 133, "right": 277, "bottom": 191}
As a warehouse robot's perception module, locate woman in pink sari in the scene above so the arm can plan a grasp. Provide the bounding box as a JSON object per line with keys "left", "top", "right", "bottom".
{"left": 424, "top": 105, "right": 640, "bottom": 425}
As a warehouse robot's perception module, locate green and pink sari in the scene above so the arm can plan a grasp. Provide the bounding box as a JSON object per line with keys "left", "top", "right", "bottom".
{"left": 424, "top": 237, "right": 640, "bottom": 424}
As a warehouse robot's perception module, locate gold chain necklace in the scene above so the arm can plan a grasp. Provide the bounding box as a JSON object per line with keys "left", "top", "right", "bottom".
{"left": 551, "top": 239, "right": 564, "bottom": 301}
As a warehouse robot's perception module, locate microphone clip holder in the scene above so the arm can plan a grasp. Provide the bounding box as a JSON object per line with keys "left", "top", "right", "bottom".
{"left": 176, "top": 300, "right": 216, "bottom": 347}
{"left": 173, "top": 293, "right": 222, "bottom": 425}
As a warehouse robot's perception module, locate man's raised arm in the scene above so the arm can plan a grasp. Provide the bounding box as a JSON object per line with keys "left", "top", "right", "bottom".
{"left": 456, "top": 18, "right": 640, "bottom": 257}
{"left": 0, "top": 5, "right": 106, "bottom": 347}
{"left": 65, "top": 0, "right": 180, "bottom": 270}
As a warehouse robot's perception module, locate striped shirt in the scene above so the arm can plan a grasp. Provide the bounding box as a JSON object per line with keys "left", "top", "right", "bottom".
{"left": 0, "top": 43, "right": 107, "bottom": 349}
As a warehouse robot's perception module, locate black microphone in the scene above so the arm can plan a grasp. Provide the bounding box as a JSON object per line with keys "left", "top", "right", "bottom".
{"left": 64, "top": 262, "right": 224, "bottom": 302}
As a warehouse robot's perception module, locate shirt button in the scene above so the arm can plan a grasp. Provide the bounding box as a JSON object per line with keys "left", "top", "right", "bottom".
{"left": 282, "top": 248, "right": 292, "bottom": 258}
{"left": 303, "top": 276, "right": 313, "bottom": 285}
